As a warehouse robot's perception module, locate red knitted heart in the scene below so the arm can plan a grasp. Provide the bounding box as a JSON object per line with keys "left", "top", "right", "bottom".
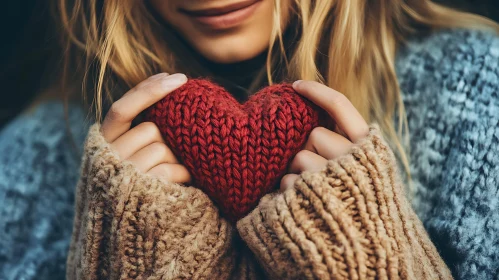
{"left": 145, "top": 79, "right": 319, "bottom": 221}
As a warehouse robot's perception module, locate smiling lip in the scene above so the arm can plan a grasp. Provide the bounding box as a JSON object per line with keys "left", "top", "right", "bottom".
{"left": 180, "top": 0, "right": 261, "bottom": 30}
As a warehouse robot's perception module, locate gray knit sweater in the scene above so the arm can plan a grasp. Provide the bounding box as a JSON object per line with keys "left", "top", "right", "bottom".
{"left": 0, "top": 29, "right": 498, "bottom": 279}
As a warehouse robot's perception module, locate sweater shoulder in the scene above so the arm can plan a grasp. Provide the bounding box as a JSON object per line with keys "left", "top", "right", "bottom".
{"left": 397, "top": 29, "right": 499, "bottom": 221}
{"left": 0, "top": 100, "right": 89, "bottom": 201}
{"left": 397, "top": 28, "right": 499, "bottom": 74}
{"left": 0, "top": 101, "right": 88, "bottom": 174}
{"left": 397, "top": 28, "right": 499, "bottom": 135}
{"left": 397, "top": 28, "right": 499, "bottom": 107}
{"left": 0, "top": 101, "right": 89, "bottom": 279}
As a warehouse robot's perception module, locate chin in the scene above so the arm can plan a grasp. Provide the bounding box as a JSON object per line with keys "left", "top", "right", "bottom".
{"left": 149, "top": 0, "right": 289, "bottom": 64}
{"left": 189, "top": 32, "right": 270, "bottom": 64}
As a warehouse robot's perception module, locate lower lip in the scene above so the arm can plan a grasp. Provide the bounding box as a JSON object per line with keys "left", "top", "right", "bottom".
{"left": 186, "top": 1, "right": 261, "bottom": 30}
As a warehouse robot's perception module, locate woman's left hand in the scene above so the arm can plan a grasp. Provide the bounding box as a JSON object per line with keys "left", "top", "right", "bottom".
{"left": 280, "top": 80, "right": 370, "bottom": 191}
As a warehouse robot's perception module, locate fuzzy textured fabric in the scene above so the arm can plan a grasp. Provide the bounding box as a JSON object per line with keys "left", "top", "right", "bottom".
{"left": 65, "top": 124, "right": 265, "bottom": 279}
{"left": 144, "top": 79, "right": 319, "bottom": 221}
{"left": 0, "top": 102, "right": 89, "bottom": 280}
{"left": 397, "top": 29, "right": 499, "bottom": 279}
{"left": 237, "top": 125, "right": 452, "bottom": 279}
{"left": 1, "top": 29, "right": 499, "bottom": 279}
{"left": 66, "top": 123, "right": 452, "bottom": 279}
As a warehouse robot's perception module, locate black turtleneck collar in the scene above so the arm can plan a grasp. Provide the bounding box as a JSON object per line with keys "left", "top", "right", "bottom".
{"left": 198, "top": 50, "right": 268, "bottom": 102}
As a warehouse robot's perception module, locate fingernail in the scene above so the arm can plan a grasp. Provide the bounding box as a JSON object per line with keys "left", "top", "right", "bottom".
{"left": 161, "top": 73, "right": 187, "bottom": 88}
{"left": 152, "top": 72, "right": 169, "bottom": 79}
{"left": 293, "top": 80, "right": 303, "bottom": 88}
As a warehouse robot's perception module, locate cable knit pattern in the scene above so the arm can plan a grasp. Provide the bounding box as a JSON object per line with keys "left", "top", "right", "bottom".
{"left": 237, "top": 125, "right": 452, "bottom": 279}
{"left": 66, "top": 124, "right": 265, "bottom": 279}
{"left": 66, "top": 124, "right": 451, "bottom": 279}
{"left": 0, "top": 29, "right": 498, "bottom": 279}
{"left": 397, "top": 29, "right": 499, "bottom": 279}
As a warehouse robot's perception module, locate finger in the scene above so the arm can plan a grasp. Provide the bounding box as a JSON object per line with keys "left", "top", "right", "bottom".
{"left": 111, "top": 122, "right": 165, "bottom": 159}
{"left": 305, "top": 127, "right": 354, "bottom": 159}
{"left": 148, "top": 163, "right": 192, "bottom": 183}
{"left": 288, "top": 150, "right": 328, "bottom": 174}
{"left": 293, "top": 80, "right": 369, "bottom": 142}
{"left": 127, "top": 142, "right": 179, "bottom": 172}
{"left": 280, "top": 174, "right": 300, "bottom": 192}
{"left": 101, "top": 73, "right": 187, "bottom": 142}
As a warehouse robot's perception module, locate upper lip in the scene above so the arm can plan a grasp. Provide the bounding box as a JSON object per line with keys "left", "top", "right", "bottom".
{"left": 180, "top": 0, "right": 259, "bottom": 17}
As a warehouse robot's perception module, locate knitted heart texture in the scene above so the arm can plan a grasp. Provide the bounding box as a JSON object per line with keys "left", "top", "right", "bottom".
{"left": 145, "top": 79, "right": 320, "bottom": 221}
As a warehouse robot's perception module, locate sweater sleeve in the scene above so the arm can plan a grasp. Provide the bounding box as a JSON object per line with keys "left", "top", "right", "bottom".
{"left": 66, "top": 124, "right": 263, "bottom": 280}
{"left": 237, "top": 125, "right": 453, "bottom": 280}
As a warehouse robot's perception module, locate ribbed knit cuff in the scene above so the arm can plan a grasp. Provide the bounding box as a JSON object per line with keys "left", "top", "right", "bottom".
{"left": 237, "top": 124, "right": 453, "bottom": 280}
{"left": 67, "top": 124, "right": 236, "bottom": 280}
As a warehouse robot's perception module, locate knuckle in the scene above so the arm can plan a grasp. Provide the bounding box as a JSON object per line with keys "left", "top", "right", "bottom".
{"left": 293, "top": 150, "right": 311, "bottom": 166}
{"left": 138, "top": 122, "right": 161, "bottom": 138}
{"left": 136, "top": 79, "right": 156, "bottom": 93}
{"left": 150, "top": 142, "right": 168, "bottom": 157}
{"left": 280, "top": 174, "right": 297, "bottom": 188}
{"left": 326, "top": 92, "right": 349, "bottom": 108}
{"left": 109, "top": 143, "right": 124, "bottom": 159}
{"left": 107, "top": 102, "right": 127, "bottom": 122}
{"left": 309, "top": 126, "right": 327, "bottom": 142}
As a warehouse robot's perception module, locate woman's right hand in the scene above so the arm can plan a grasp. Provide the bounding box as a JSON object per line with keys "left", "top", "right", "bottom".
{"left": 100, "top": 72, "right": 192, "bottom": 183}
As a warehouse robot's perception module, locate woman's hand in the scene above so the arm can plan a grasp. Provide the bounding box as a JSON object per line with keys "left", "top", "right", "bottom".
{"left": 100, "top": 72, "right": 192, "bottom": 183}
{"left": 280, "top": 80, "right": 370, "bottom": 191}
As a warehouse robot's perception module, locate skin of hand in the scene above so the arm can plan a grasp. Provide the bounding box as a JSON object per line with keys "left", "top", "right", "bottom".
{"left": 99, "top": 75, "right": 368, "bottom": 188}
{"left": 100, "top": 72, "right": 192, "bottom": 184}
{"left": 280, "top": 80, "right": 370, "bottom": 191}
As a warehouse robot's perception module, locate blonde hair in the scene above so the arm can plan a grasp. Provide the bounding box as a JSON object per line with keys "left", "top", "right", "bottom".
{"left": 57, "top": 0, "right": 499, "bottom": 184}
